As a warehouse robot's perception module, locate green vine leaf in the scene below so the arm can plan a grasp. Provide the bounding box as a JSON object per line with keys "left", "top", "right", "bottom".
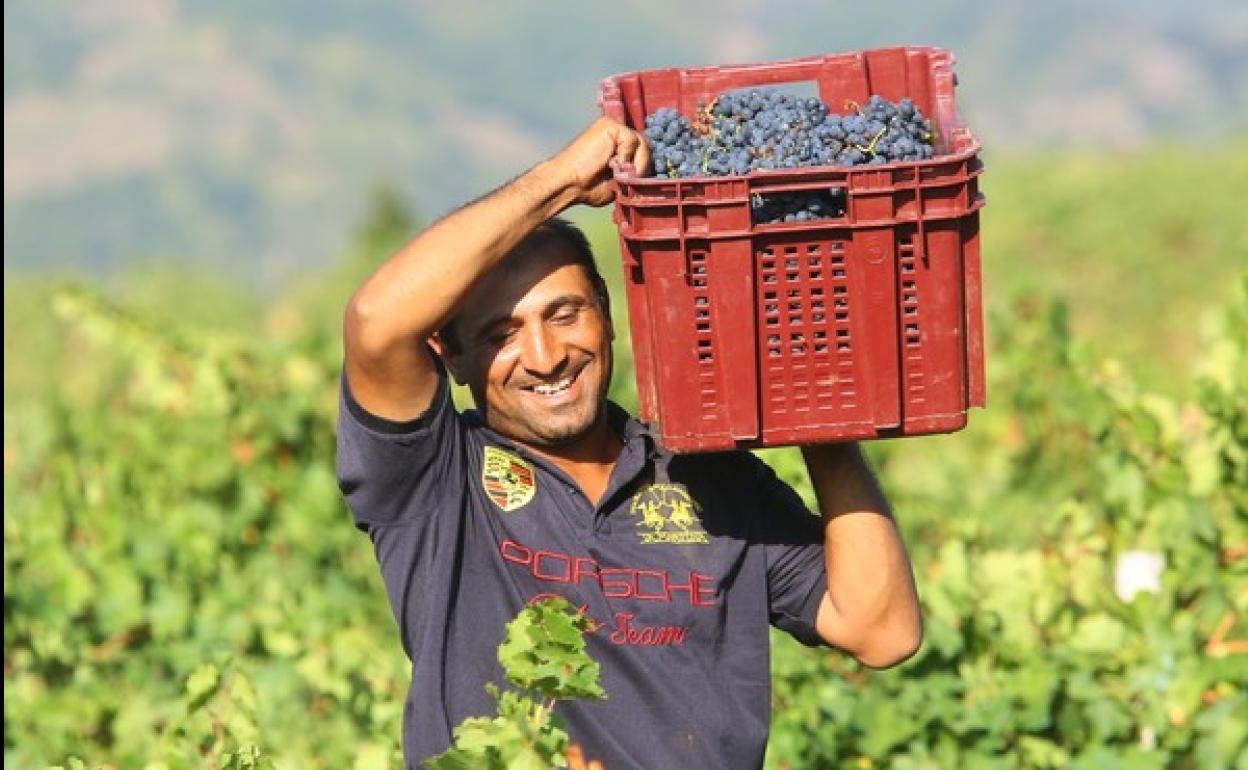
{"left": 424, "top": 598, "right": 605, "bottom": 770}
{"left": 498, "top": 597, "right": 606, "bottom": 702}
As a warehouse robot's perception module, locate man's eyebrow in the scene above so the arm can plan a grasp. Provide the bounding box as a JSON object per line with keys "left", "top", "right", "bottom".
{"left": 470, "top": 295, "right": 591, "bottom": 340}
{"left": 543, "top": 294, "right": 591, "bottom": 313}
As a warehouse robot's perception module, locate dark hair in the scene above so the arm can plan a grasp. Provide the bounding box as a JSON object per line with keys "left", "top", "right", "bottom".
{"left": 438, "top": 217, "right": 609, "bottom": 354}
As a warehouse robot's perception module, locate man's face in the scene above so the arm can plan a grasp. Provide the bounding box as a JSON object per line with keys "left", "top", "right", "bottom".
{"left": 443, "top": 245, "right": 614, "bottom": 449}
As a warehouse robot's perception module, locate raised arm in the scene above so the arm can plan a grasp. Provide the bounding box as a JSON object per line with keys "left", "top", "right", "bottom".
{"left": 343, "top": 117, "right": 649, "bottom": 421}
{"left": 804, "top": 442, "right": 923, "bottom": 668}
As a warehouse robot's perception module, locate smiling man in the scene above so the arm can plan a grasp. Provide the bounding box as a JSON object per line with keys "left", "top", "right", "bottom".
{"left": 434, "top": 222, "right": 616, "bottom": 455}
{"left": 337, "top": 117, "right": 923, "bottom": 770}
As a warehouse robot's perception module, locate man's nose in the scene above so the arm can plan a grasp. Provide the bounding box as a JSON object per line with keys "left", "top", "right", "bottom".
{"left": 519, "top": 323, "right": 566, "bottom": 376}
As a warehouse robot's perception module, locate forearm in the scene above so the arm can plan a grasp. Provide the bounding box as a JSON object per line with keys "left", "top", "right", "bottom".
{"left": 346, "top": 116, "right": 647, "bottom": 358}
{"left": 346, "top": 160, "right": 576, "bottom": 353}
{"left": 803, "top": 443, "right": 922, "bottom": 666}
{"left": 341, "top": 117, "right": 647, "bottom": 420}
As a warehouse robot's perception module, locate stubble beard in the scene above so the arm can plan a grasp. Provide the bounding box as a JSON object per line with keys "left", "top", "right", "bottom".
{"left": 486, "top": 355, "right": 614, "bottom": 449}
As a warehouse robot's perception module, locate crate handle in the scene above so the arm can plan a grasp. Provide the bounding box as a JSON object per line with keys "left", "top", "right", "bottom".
{"left": 747, "top": 177, "right": 849, "bottom": 196}
{"left": 705, "top": 55, "right": 837, "bottom": 91}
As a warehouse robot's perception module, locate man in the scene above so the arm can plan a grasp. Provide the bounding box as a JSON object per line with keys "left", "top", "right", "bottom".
{"left": 337, "top": 117, "right": 922, "bottom": 769}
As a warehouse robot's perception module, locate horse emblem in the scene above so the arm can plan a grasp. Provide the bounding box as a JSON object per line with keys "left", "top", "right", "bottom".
{"left": 629, "top": 483, "right": 708, "bottom": 544}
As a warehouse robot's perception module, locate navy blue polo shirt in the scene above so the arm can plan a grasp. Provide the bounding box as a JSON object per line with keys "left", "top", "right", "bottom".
{"left": 336, "top": 364, "right": 829, "bottom": 770}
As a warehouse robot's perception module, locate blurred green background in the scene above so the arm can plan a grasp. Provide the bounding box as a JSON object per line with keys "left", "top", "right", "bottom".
{"left": 5, "top": 2, "right": 1246, "bottom": 769}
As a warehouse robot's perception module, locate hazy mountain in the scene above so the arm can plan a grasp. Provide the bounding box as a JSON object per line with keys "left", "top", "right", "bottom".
{"left": 5, "top": 0, "right": 1246, "bottom": 287}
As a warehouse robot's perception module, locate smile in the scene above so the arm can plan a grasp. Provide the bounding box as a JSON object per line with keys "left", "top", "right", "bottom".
{"left": 523, "top": 365, "right": 585, "bottom": 398}
{"left": 533, "top": 377, "right": 574, "bottom": 395}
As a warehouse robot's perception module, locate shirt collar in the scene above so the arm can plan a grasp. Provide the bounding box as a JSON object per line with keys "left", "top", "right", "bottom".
{"left": 464, "top": 401, "right": 668, "bottom": 487}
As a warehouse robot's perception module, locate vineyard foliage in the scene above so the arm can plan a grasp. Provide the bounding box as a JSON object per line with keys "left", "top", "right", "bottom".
{"left": 764, "top": 276, "right": 1248, "bottom": 770}
{"left": 424, "top": 597, "right": 604, "bottom": 770}
{"left": 5, "top": 151, "right": 1248, "bottom": 769}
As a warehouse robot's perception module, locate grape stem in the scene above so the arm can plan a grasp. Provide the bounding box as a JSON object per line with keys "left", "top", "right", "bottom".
{"left": 857, "top": 127, "right": 888, "bottom": 156}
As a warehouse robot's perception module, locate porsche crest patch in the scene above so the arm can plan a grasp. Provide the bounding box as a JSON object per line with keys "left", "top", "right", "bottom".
{"left": 482, "top": 446, "right": 536, "bottom": 512}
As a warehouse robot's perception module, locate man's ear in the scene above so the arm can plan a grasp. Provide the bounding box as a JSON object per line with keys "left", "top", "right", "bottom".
{"left": 428, "top": 334, "right": 468, "bottom": 385}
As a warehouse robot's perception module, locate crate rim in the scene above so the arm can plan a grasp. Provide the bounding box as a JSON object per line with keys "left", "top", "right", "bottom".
{"left": 598, "top": 44, "right": 979, "bottom": 185}
{"left": 611, "top": 144, "right": 984, "bottom": 188}
{"left": 596, "top": 44, "right": 960, "bottom": 97}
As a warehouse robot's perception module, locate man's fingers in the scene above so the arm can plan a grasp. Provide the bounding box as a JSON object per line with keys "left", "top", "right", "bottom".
{"left": 599, "top": 117, "right": 647, "bottom": 176}
{"left": 556, "top": 117, "right": 647, "bottom": 203}
{"left": 632, "top": 135, "right": 651, "bottom": 175}
{"left": 623, "top": 122, "right": 650, "bottom": 175}
{"left": 612, "top": 126, "right": 642, "bottom": 169}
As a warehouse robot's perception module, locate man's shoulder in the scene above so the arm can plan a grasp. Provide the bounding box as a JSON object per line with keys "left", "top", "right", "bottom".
{"left": 667, "top": 446, "right": 766, "bottom": 475}
{"left": 662, "top": 448, "right": 773, "bottom": 511}
{"left": 338, "top": 360, "right": 479, "bottom": 439}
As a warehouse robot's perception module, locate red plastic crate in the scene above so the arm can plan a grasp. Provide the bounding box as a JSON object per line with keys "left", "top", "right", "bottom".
{"left": 598, "top": 46, "right": 986, "bottom": 452}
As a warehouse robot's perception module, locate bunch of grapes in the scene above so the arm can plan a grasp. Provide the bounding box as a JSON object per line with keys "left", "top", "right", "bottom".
{"left": 642, "top": 91, "right": 935, "bottom": 223}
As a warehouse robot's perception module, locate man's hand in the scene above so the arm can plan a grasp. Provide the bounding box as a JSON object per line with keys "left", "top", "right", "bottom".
{"left": 547, "top": 117, "right": 650, "bottom": 208}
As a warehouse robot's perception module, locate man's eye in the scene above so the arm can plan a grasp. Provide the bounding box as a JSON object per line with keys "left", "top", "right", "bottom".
{"left": 551, "top": 309, "right": 579, "bottom": 325}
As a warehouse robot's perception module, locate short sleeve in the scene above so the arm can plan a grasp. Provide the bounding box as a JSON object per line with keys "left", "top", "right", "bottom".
{"left": 335, "top": 361, "right": 465, "bottom": 530}
{"left": 752, "top": 457, "right": 828, "bottom": 647}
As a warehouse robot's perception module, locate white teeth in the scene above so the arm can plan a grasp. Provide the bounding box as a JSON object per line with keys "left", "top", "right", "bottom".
{"left": 532, "top": 376, "right": 574, "bottom": 395}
